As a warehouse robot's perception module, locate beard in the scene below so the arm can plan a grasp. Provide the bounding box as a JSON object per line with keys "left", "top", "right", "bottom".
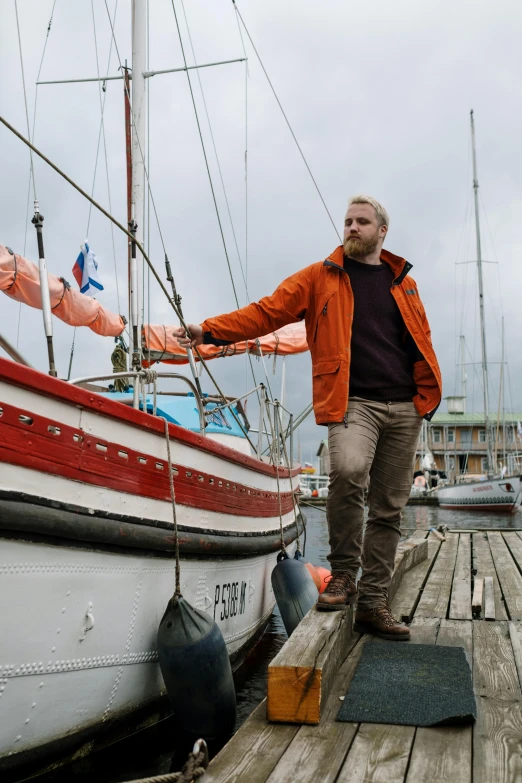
{"left": 343, "top": 231, "right": 379, "bottom": 259}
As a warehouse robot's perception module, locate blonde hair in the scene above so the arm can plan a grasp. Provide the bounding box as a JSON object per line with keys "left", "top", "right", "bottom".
{"left": 348, "top": 195, "right": 389, "bottom": 228}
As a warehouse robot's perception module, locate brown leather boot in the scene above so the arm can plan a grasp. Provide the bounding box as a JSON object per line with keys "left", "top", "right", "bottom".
{"left": 316, "top": 571, "right": 357, "bottom": 611}
{"left": 354, "top": 605, "right": 410, "bottom": 641}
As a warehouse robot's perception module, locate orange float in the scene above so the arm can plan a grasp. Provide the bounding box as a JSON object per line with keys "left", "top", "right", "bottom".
{"left": 304, "top": 563, "right": 331, "bottom": 593}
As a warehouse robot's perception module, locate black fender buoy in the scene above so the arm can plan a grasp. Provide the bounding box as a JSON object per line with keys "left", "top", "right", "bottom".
{"left": 271, "top": 551, "right": 319, "bottom": 637}
{"left": 157, "top": 597, "right": 237, "bottom": 744}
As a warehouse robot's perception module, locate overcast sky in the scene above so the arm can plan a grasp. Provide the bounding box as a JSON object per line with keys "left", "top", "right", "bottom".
{"left": 1, "top": 0, "right": 522, "bottom": 465}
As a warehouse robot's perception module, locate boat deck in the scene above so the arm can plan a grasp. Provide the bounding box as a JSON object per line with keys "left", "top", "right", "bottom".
{"left": 203, "top": 529, "right": 522, "bottom": 783}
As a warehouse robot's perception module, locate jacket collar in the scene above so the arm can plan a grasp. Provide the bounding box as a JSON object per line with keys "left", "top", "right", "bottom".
{"left": 323, "top": 245, "right": 412, "bottom": 285}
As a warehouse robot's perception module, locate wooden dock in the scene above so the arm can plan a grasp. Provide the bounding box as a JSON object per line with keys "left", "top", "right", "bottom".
{"left": 203, "top": 530, "right": 522, "bottom": 783}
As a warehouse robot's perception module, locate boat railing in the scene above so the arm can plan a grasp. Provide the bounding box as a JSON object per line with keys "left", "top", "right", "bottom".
{"left": 69, "top": 370, "right": 206, "bottom": 434}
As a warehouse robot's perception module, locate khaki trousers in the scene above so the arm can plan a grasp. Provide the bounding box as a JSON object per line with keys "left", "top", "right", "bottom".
{"left": 326, "top": 397, "right": 422, "bottom": 609}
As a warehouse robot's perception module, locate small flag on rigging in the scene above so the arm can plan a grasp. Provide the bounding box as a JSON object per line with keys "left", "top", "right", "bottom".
{"left": 73, "top": 241, "right": 103, "bottom": 297}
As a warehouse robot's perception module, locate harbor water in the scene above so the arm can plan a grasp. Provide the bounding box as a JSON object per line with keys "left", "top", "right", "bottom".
{"left": 34, "top": 504, "right": 520, "bottom": 783}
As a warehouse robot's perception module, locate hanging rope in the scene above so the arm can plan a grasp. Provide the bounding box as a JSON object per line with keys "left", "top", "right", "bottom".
{"left": 274, "top": 401, "right": 301, "bottom": 552}
{"left": 263, "top": 392, "right": 285, "bottom": 553}
{"left": 163, "top": 416, "right": 182, "bottom": 602}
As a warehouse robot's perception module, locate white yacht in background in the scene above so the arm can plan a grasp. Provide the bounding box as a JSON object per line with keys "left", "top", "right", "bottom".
{"left": 437, "top": 111, "right": 521, "bottom": 514}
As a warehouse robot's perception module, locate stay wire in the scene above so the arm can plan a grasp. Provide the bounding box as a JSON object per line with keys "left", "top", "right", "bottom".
{"left": 170, "top": 0, "right": 240, "bottom": 309}
{"left": 70, "top": 0, "right": 121, "bottom": 383}
{"left": 177, "top": 0, "right": 270, "bottom": 409}
{"left": 21, "top": 0, "right": 56, "bottom": 260}
{"left": 102, "top": 0, "right": 168, "bottom": 257}
{"left": 14, "top": 0, "right": 36, "bottom": 203}
{"left": 232, "top": 0, "right": 341, "bottom": 243}
{"left": 14, "top": 0, "right": 45, "bottom": 349}
{"left": 179, "top": 2, "right": 246, "bottom": 299}
{"left": 88, "top": 0, "right": 121, "bottom": 316}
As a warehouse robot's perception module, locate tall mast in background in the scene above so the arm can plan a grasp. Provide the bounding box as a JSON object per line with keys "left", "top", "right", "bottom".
{"left": 470, "top": 110, "right": 493, "bottom": 476}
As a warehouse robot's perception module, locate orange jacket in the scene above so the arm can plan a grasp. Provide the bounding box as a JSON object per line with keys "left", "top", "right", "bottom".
{"left": 201, "top": 246, "right": 442, "bottom": 424}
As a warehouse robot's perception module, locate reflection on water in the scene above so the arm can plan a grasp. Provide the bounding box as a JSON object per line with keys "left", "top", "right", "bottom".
{"left": 33, "top": 504, "right": 519, "bottom": 782}
{"left": 402, "top": 504, "right": 522, "bottom": 532}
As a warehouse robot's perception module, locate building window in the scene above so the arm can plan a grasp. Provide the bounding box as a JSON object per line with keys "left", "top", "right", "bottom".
{"left": 478, "top": 430, "right": 486, "bottom": 443}
{"left": 481, "top": 457, "right": 488, "bottom": 473}
{"left": 507, "top": 426, "right": 515, "bottom": 443}
{"left": 447, "top": 429, "right": 455, "bottom": 443}
{"left": 432, "top": 429, "right": 441, "bottom": 443}
{"left": 460, "top": 429, "right": 472, "bottom": 446}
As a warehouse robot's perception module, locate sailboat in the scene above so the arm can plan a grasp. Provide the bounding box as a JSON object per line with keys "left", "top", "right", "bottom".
{"left": 0, "top": 2, "right": 308, "bottom": 774}
{"left": 437, "top": 111, "right": 522, "bottom": 513}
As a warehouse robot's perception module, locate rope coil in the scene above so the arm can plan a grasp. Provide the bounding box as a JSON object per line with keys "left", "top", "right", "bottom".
{"left": 120, "top": 740, "right": 208, "bottom": 783}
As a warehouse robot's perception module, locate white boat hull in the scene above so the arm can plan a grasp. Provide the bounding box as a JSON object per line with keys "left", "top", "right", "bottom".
{"left": 0, "top": 358, "right": 302, "bottom": 770}
{"left": 437, "top": 476, "right": 522, "bottom": 513}
{"left": 0, "top": 537, "right": 285, "bottom": 764}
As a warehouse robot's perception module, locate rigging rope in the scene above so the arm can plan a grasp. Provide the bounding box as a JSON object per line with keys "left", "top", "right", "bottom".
{"left": 69, "top": 0, "right": 121, "bottom": 383}
{"left": 232, "top": 0, "right": 341, "bottom": 243}
{"left": 18, "top": 0, "right": 57, "bottom": 349}
{"left": 176, "top": 0, "right": 275, "bottom": 414}
{"left": 170, "top": 0, "right": 240, "bottom": 309}
{"left": 179, "top": 0, "right": 248, "bottom": 298}
{"left": 88, "top": 0, "right": 121, "bottom": 313}
{"left": 14, "top": 0, "right": 37, "bottom": 203}
{"left": 163, "top": 416, "right": 181, "bottom": 602}
{"left": 274, "top": 401, "right": 301, "bottom": 551}
{"left": 102, "top": 0, "right": 169, "bottom": 258}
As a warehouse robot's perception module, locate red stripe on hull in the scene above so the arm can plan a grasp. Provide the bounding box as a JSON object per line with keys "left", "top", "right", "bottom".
{"left": 0, "top": 357, "right": 299, "bottom": 480}
{"left": 0, "top": 402, "right": 295, "bottom": 517}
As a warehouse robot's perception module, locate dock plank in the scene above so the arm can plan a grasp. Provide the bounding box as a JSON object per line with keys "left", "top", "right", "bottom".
{"left": 387, "top": 537, "right": 429, "bottom": 602}
{"left": 502, "top": 532, "right": 522, "bottom": 574}
{"left": 336, "top": 723, "right": 414, "bottom": 783}
{"left": 473, "top": 621, "right": 522, "bottom": 783}
{"left": 201, "top": 700, "right": 299, "bottom": 783}
{"left": 472, "top": 578, "right": 484, "bottom": 615}
{"left": 406, "top": 619, "right": 472, "bottom": 783}
{"left": 406, "top": 726, "right": 471, "bottom": 783}
{"left": 264, "top": 635, "right": 366, "bottom": 783}
{"left": 391, "top": 539, "right": 441, "bottom": 623}
{"left": 449, "top": 533, "right": 472, "bottom": 620}
{"left": 414, "top": 534, "right": 459, "bottom": 618}
{"left": 487, "top": 533, "right": 522, "bottom": 620}
{"left": 472, "top": 532, "right": 507, "bottom": 620}
{"left": 483, "top": 577, "right": 495, "bottom": 620}
{"left": 449, "top": 534, "right": 472, "bottom": 620}
{"left": 508, "top": 622, "right": 522, "bottom": 691}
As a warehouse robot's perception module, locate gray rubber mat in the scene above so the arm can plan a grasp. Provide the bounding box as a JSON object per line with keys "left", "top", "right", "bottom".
{"left": 337, "top": 641, "right": 476, "bottom": 726}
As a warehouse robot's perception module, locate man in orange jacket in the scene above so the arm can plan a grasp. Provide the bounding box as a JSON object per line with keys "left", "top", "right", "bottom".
{"left": 174, "top": 195, "right": 441, "bottom": 640}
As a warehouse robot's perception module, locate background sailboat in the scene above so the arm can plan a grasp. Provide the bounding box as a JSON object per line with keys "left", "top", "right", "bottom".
{"left": 437, "top": 111, "right": 521, "bottom": 513}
